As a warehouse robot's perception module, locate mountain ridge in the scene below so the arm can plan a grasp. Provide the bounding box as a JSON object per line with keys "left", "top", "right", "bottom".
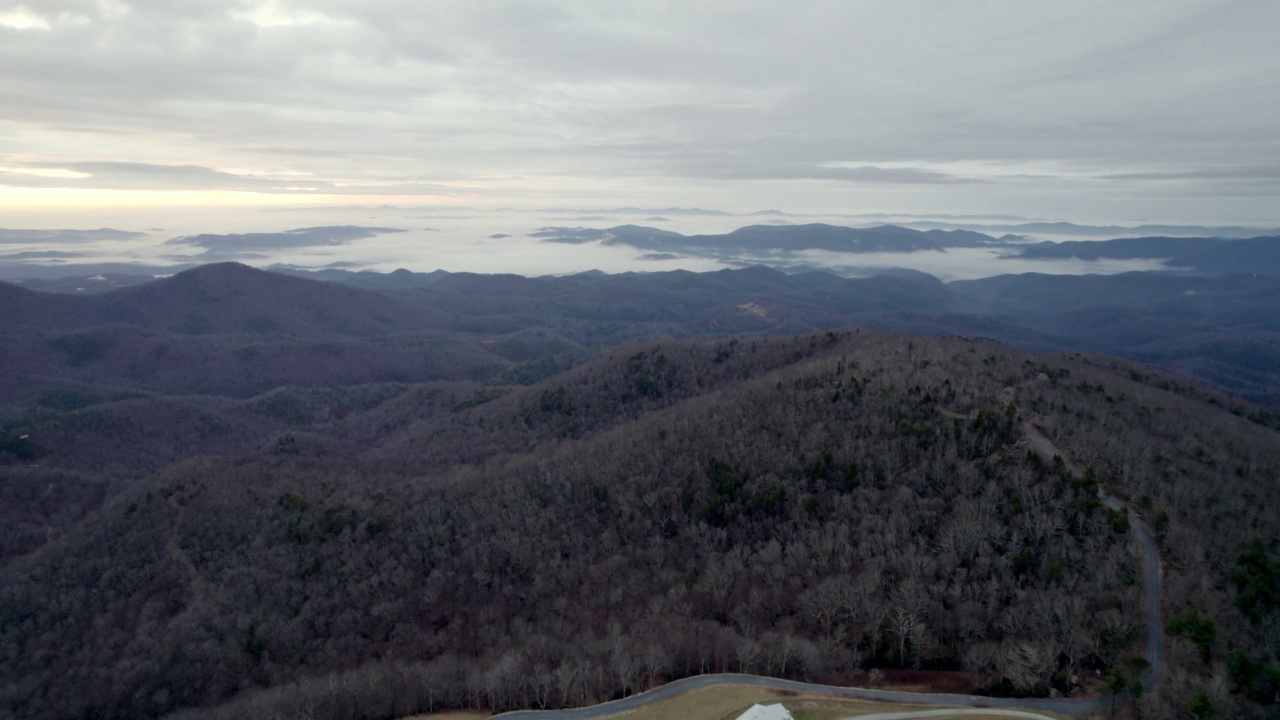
{"left": 3, "top": 262, "right": 1279, "bottom": 407}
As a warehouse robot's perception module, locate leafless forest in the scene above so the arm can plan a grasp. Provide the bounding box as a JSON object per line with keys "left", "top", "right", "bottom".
{"left": 3, "top": 328, "right": 1279, "bottom": 720}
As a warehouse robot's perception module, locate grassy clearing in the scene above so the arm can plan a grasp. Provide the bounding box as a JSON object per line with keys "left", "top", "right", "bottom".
{"left": 560, "top": 684, "right": 964, "bottom": 720}
{"left": 571, "top": 685, "right": 1075, "bottom": 720}
{"left": 397, "top": 687, "right": 1073, "bottom": 720}
{"left": 595, "top": 684, "right": 787, "bottom": 720}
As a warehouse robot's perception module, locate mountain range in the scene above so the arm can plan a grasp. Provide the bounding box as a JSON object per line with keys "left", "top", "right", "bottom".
{"left": 6, "top": 223, "right": 1280, "bottom": 286}
{"left": 3, "top": 261, "right": 1280, "bottom": 719}
{"left": 4, "top": 262, "right": 1278, "bottom": 409}
{"left": 528, "top": 224, "right": 1280, "bottom": 276}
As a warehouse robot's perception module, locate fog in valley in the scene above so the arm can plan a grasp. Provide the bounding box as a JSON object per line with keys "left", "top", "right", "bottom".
{"left": 1, "top": 204, "right": 1201, "bottom": 281}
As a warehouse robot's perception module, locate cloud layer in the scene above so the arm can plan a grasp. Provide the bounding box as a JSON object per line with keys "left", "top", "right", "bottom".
{"left": 2, "top": 0, "right": 1279, "bottom": 220}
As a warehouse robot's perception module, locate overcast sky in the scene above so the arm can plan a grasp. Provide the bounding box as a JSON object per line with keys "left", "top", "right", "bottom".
{"left": 2, "top": 0, "right": 1279, "bottom": 223}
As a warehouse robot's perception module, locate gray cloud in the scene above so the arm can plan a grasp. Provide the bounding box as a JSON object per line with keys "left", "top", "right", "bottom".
{"left": 2, "top": 1, "right": 1278, "bottom": 219}
{"left": 1101, "top": 165, "right": 1280, "bottom": 184}
{"left": 0, "top": 161, "right": 468, "bottom": 194}
{"left": 701, "top": 163, "right": 980, "bottom": 185}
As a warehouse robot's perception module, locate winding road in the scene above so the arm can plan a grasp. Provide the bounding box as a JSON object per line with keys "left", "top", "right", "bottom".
{"left": 491, "top": 397, "right": 1165, "bottom": 720}
{"left": 1022, "top": 422, "right": 1166, "bottom": 691}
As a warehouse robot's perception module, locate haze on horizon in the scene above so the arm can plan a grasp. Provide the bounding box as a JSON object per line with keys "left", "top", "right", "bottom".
{"left": 2, "top": 0, "right": 1279, "bottom": 232}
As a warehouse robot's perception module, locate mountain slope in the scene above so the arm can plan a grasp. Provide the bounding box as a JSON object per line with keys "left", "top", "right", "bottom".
{"left": 2, "top": 332, "right": 1278, "bottom": 719}
{"left": 1011, "top": 235, "right": 1280, "bottom": 275}
{"left": 57, "top": 262, "right": 442, "bottom": 337}
{"left": 950, "top": 272, "right": 1280, "bottom": 406}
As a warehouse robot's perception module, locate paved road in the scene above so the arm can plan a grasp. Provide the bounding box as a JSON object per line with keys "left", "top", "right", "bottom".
{"left": 492, "top": 407, "right": 1164, "bottom": 720}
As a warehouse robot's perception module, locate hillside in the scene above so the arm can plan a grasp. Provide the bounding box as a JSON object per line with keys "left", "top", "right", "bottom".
{"left": 9, "top": 262, "right": 1280, "bottom": 409}
{"left": 0, "top": 264, "right": 517, "bottom": 399}
{"left": 2, "top": 330, "right": 1279, "bottom": 720}
{"left": 1012, "top": 235, "right": 1280, "bottom": 275}
{"left": 0, "top": 263, "right": 444, "bottom": 337}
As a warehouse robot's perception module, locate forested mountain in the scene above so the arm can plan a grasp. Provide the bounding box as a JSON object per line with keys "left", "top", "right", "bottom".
{"left": 905, "top": 221, "right": 1280, "bottom": 239}
{"left": 4, "top": 263, "right": 1279, "bottom": 408}
{"left": 950, "top": 272, "right": 1280, "bottom": 407}
{"left": 1012, "top": 235, "right": 1280, "bottom": 275}
{"left": 526, "top": 224, "right": 1280, "bottom": 276}
{"left": 0, "top": 263, "right": 440, "bottom": 336}
{"left": 532, "top": 223, "right": 1001, "bottom": 253}
{"left": 3, "top": 264, "right": 1280, "bottom": 719}
{"left": 2, "top": 320, "right": 1280, "bottom": 719}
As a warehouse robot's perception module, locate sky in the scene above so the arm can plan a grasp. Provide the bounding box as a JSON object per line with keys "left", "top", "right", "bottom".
{"left": 1, "top": 1, "right": 1279, "bottom": 276}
